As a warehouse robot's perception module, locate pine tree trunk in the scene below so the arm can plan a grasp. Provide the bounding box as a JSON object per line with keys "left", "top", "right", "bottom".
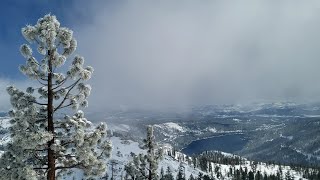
{"left": 47, "top": 50, "right": 56, "bottom": 180}
{"left": 148, "top": 161, "right": 152, "bottom": 180}
{"left": 148, "top": 168, "right": 152, "bottom": 180}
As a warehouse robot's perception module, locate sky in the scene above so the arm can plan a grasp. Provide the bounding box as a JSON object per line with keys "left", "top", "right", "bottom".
{"left": 1, "top": 1, "right": 320, "bottom": 111}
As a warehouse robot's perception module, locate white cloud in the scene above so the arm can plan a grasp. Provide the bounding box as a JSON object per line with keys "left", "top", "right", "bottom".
{"left": 70, "top": 1, "right": 320, "bottom": 110}
{"left": 6, "top": 1, "right": 320, "bottom": 111}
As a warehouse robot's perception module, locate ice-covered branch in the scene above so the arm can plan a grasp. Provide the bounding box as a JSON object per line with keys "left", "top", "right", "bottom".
{"left": 54, "top": 78, "right": 81, "bottom": 112}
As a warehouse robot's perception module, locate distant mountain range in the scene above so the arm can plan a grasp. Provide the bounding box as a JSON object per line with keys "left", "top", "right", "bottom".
{"left": 95, "top": 102, "right": 320, "bottom": 167}
{"left": 0, "top": 116, "right": 315, "bottom": 179}
{"left": 1, "top": 102, "right": 319, "bottom": 168}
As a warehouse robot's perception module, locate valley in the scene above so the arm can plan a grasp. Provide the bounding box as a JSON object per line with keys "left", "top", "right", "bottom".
{"left": 0, "top": 102, "right": 320, "bottom": 179}
{"left": 95, "top": 102, "right": 320, "bottom": 167}
{"left": 182, "top": 133, "right": 248, "bottom": 155}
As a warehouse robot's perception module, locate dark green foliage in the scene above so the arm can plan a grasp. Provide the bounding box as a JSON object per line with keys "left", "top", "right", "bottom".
{"left": 162, "top": 166, "right": 174, "bottom": 180}
{"left": 248, "top": 171, "right": 254, "bottom": 180}
{"left": 176, "top": 164, "right": 186, "bottom": 180}
{"left": 199, "top": 156, "right": 208, "bottom": 172}
{"left": 188, "top": 174, "right": 195, "bottom": 180}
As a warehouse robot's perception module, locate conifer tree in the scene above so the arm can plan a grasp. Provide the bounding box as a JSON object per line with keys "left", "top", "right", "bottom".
{"left": 197, "top": 172, "right": 203, "bottom": 180}
{"left": 176, "top": 163, "right": 186, "bottom": 180}
{"left": 255, "top": 170, "right": 262, "bottom": 180}
{"left": 125, "top": 126, "right": 162, "bottom": 180}
{"left": 188, "top": 174, "right": 195, "bottom": 180}
{"left": 124, "top": 160, "right": 139, "bottom": 180}
{"left": 164, "top": 166, "right": 174, "bottom": 180}
{"left": 0, "top": 14, "right": 112, "bottom": 180}
{"left": 160, "top": 167, "right": 165, "bottom": 180}
{"left": 285, "top": 171, "right": 293, "bottom": 180}
{"left": 143, "top": 125, "right": 163, "bottom": 180}
{"left": 248, "top": 171, "right": 254, "bottom": 180}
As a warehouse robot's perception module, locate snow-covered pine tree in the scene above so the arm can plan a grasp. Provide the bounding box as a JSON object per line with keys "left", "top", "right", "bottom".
{"left": 143, "top": 125, "right": 163, "bottom": 180}
{"left": 124, "top": 161, "right": 138, "bottom": 180}
{"left": 160, "top": 167, "right": 165, "bottom": 180}
{"left": 125, "top": 126, "right": 163, "bottom": 180}
{"left": 0, "top": 14, "right": 112, "bottom": 180}
{"left": 164, "top": 166, "right": 174, "bottom": 180}
{"left": 176, "top": 163, "right": 186, "bottom": 180}
{"left": 188, "top": 174, "right": 195, "bottom": 180}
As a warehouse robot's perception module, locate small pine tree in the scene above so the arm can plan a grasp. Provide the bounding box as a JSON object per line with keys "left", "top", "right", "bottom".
{"left": 198, "top": 172, "right": 203, "bottom": 180}
{"left": 203, "top": 175, "right": 211, "bottom": 180}
{"left": 143, "top": 125, "right": 163, "bottom": 180}
{"left": 199, "top": 156, "right": 208, "bottom": 172}
{"left": 160, "top": 167, "right": 165, "bottom": 180}
{"left": 176, "top": 163, "right": 186, "bottom": 180}
{"left": 235, "top": 169, "right": 241, "bottom": 180}
{"left": 192, "top": 156, "right": 197, "bottom": 169}
{"left": 125, "top": 161, "right": 138, "bottom": 180}
{"left": 188, "top": 174, "right": 196, "bottom": 180}
{"left": 285, "top": 171, "right": 293, "bottom": 180}
{"left": 126, "top": 126, "right": 162, "bottom": 180}
{"left": 255, "top": 170, "right": 262, "bottom": 180}
{"left": 164, "top": 166, "right": 174, "bottom": 180}
{"left": 263, "top": 172, "right": 268, "bottom": 180}
{"left": 0, "top": 14, "right": 112, "bottom": 180}
{"left": 248, "top": 171, "right": 254, "bottom": 180}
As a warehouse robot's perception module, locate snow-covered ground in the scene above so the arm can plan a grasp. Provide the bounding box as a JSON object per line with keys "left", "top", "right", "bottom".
{"left": 154, "top": 122, "right": 186, "bottom": 133}
{"left": 0, "top": 117, "right": 310, "bottom": 179}
{"left": 63, "top": 135, "right": 307, "bottom": 179}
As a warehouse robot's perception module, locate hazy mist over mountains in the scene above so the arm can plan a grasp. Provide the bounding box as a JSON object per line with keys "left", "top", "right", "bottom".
{"left": 75, "top": 1, "right": 320, "bottom": 110}
{"left": 1, "top": 1, "right": 320, "bottom": 111}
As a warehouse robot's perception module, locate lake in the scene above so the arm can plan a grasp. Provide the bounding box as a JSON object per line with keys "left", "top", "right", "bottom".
{"left": 182, "top": 133, "right": 248, "bottom": 155}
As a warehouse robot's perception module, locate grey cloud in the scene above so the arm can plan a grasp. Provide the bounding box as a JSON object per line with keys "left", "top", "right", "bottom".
{"left": 71, "top": 1, "right": 320, "bottom": 110}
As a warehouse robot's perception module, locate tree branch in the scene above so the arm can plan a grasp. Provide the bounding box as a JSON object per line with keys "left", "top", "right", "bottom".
{"left": 55, "top": 154, "right": 76, "bottom": 159}
{"left": 52, "top": 77, "right": 68, "bottom": 90}
{"left": 33, "top": 167, "right": 48, "bottom": 170}
{"left": 32, "top": 101, "right": 48, "bottom": 106}
{"left": 36, "top": 78, "right": 47, "bottom": 86}
{"left": 35, "top": 118, "right": 47, "bottom": 123}
{"left": 60, "top": 140, "right": 75, "bottom": 147}
{"left": 25, "top": 148, "right": 48, "bottom": 152}
{"left": 54, "top": 103, "right": 72, "bottom": 112}
{"left": 54, "top": 78, "right": 81, "bottom": 112}
{"left": 55, "top": 163, "right": 82, "bottom": 170}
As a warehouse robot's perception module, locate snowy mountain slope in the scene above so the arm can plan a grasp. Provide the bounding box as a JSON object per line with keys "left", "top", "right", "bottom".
{"left": 104, "top": 136, "right": 308, "bottom": 180}
{"left": 154, "top": 122, "right": 186, "bottom": 133}
{"left": 0, "top": 117, "right": 315, "bottom": 179}
{"left": 112, "top": 104, "right": 320, "bottom": 166}
{"left": 61, "top": 134, "right": 308, "bottom": 179}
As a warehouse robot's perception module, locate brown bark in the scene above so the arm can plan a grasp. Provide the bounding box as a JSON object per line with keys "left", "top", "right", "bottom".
{"left": 148, "top": 168, "right": 152, "bottom": 180}
{"left": 47, "top": 50, "right": 56, "bottom": 180}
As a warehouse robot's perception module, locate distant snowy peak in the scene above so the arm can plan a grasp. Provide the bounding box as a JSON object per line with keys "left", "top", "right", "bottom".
{"left": 192, "top": 101, "right": 320, "bottom": 117}
{"left": 109, "top": 124, "right": 131, "bottom": 132}
{"left": 0, "top": 112, "right": 7, "bottom": 117}
{"left": 154, "top": 122, "right": 186, "bottom": 132}
{"left": 105, "top": 136, "right": 308, "bottom": 180}
{"left": 0, "top": 118, "right": 311, "bottom": 180}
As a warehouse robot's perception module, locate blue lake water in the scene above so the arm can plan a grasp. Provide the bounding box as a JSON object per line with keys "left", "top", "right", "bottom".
{"left": 182, "top": 133, "right": 248, "bottom": 155}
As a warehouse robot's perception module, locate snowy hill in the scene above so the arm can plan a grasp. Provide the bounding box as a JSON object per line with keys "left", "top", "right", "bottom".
{"left": 64, "top": 135, "right": 309, "bottom": 179}
{"left": 0, "top": 117, "right": 318, "bottom": 179}
{"left": 96, "top": 135, "right": 308, "bottom": 179}
{"left": 100, "top": 103, "right": 320, "bottom": 166}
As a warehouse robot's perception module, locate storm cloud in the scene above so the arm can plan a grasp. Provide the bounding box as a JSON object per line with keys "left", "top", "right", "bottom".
{"left": 70, "top": 1, "right": 320, "bottom": 110}
{"left": 70, "top": 1, "right": 320, "bottom": 108}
